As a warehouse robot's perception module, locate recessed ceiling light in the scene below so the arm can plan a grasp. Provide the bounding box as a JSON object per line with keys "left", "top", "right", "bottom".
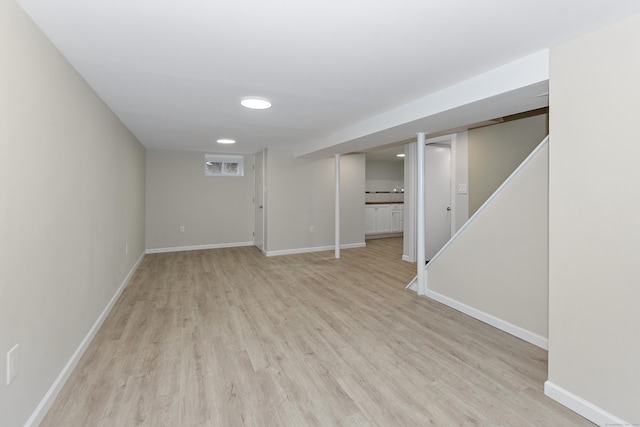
{"left": 241, "top": 97, "right": 272, "bottom": 110}
{"left": 396, "top": 153, "right": 405, "bottom": 158}
{"left": 217, "top": 139, "right": 236, "bottom": 144}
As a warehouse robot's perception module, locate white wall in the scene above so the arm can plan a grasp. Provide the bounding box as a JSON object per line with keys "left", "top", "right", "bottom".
{"left": 425, "top": 141, "right": 549, "bottom": 345}
{"left": 403, "top": 142, "right": 418, "bottom": 261}
{"left": 145, "top": 148, "right": 364, "bottom": 255}
{"left": 295, "top": 50, "right": 549, "bottom": 158}
{"left": 453, "top": 132, "right": 469, "bottom": 232}
{"left": 0, "top": 0, "right": 146, "bottom": 425}
{"left": 468, "top": 113, "right": 548, "bottom": 215}
{"left": 365, "top": 159, "right": 404, "bottom": 193}
{"left": 145, "top": 149, "right": 254, "bottom": 251}
{"left": 265, "top": 147, "right": 365, "bottom": 254}
{"left": 547, "top": 14, "right": 640, "bottom": 424}
{"left": 403, "top": 133, "right": 469, "bottom": 263}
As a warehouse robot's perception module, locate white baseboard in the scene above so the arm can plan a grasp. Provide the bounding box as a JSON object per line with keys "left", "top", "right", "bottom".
{"left": 405, "top": 276, "right": 417, "bottom": 290}
{"left": 266, "top": 242, "right": 366, "bottom": 257}
{"left": 544, "top": 381, "right": 630, "bottom": 426}
{"left": 25, "top": 252, "right": 145, "bottom": 427}
{"left": 365, "top": 232, "right": 402, "bottom": 240}
{"left": 402, "top": 254, "right": 415, "bottom": 262}
{"left": 423, "top": 288, "right": 548, "bottom": 350}
{"left": 146, "top": 241, "right": 253, "bottom": 254}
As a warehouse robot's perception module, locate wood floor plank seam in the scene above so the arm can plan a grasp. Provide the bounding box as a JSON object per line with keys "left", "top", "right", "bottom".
{"left": 40, "top": 238, "right": 593, "bottom": 426}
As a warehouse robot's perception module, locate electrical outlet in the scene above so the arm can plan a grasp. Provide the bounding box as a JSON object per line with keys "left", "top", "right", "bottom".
{"left": 179, "top": 225, "right": 185, "bottom": 232}
{"left": 7, "top": 344, "right": 18, "bottom": 385}
{"left": 309, "top": 226, "right": 315, "bottom": 233}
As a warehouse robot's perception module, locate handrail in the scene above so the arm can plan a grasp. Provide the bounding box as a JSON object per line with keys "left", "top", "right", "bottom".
{"left": 407, "top": 135, "right": 549, "bottom": 288}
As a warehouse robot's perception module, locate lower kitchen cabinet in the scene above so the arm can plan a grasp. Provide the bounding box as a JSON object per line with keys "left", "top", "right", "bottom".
{"left": 365, "top": 204, "right": 403, "bottom": 235}
{"left": 390, "top": 204, "right": 404, "bottom": 233}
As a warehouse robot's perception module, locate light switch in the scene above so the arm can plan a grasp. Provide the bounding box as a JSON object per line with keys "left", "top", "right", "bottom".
{"left": 458, "top": 184, "right": 468, "bottom": 194}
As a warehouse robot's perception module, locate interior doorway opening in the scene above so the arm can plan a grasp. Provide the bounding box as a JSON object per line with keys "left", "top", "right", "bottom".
{"left": 425, "top": 143, "right": 452, "bottom": 260}
{"left": 403, "top": 133, "right": 469, "bottom": 263}
{"left": 364, "top": 147, "right": 406, "bottom": 256}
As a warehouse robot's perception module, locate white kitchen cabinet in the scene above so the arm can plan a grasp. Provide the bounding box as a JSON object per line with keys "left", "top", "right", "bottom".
{"left": 365, "top": 205, "right": 390, "bottom": 234}
{"left": 390, "top": 204, "right": 404, "bottom": 233}
{"left": 365, "top": 204, "right": 402, "bottom": 235}
{"left": 375, "top": 205, "right": 391, "bottom": 233}
{"left": 365, "top": 205, "right": 377, "bottom": 234}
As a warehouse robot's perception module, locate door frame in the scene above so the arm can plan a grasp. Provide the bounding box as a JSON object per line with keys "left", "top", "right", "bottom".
{"left": 425, "top": 142, "right": 453, "bottom": 260}
{"left": 403, "top": 133, "right": 459, "bottom": 262}
{"left": 253, "top": 149, "right": 266, "bottom": 254}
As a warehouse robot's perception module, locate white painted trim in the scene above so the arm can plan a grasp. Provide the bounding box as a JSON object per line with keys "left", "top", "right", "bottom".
{"left": 335, "top": 154, "right": 341, "bottom": 259}
{"left": 146, "top": 241, "right": 253, "bottom": 254}
{"left": 25, "top": 252, "right": 146, "bottom": 427}
{"left": 402, "top": 142, "right": 417, "bottom": 262}
{"left": 449, "top": 134, "right": 457, "bottom": 238}
{"left": 266, "top": 242, "right": 365, "bottom": 257}
{"left": 365, "top": 232, "right": 403, "bottom": 240}
{"left": 425, "top": 136, "right": 549, "bottom": 268}
{"left": 416, "top": 132, "right": 426, "bottom": 295}
{"left": 294, "top": 50, "right": 549, "bottom": 158}
{"left": 544, "top": 381, "right": 631, "bottom": 427}
{"left": 424, "top": 133, "right": 457, "bottom": 256}
{"left": 424, "top": 288, "right": 548, "bottom": 350}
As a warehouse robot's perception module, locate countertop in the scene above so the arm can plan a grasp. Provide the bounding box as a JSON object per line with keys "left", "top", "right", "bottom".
{"left": 365, "top": 202, "right": 404, "bottom": 205}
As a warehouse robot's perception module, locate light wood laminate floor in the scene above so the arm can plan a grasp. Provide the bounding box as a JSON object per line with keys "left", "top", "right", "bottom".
{"left": 41, "top": 238, "right": 592, "bottom": 426}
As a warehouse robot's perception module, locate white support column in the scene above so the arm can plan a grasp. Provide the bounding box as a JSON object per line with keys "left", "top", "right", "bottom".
{"left": 416, "top": 132, "right": 426, "bottom": 295}
{"left": 335, "top": 154, "right": 341, "bottom": 259}
{"left": 403, "top": 142, "right": 417, "bottom": 262}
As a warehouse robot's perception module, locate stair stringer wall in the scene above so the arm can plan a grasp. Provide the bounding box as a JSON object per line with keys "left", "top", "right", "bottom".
{"left": 423, "top": 138, "right": 549, "bottom": 348}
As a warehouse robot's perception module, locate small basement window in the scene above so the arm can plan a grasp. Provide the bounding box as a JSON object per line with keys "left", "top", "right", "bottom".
{"left": 205, "top": 154, "right": 244, "bottom": 177}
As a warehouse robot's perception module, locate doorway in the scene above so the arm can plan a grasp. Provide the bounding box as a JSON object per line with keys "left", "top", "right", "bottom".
{"left": 364, "top": 147, "right": 405, "bottom": 242}
{"left": 254, "top": 150, "right": 265, "bottom": 252}
{"left": 425, "top": 144, "right": 452, "bottom": 260}
{"left": 403, "top": 133, "right": 465, "bottom": 263}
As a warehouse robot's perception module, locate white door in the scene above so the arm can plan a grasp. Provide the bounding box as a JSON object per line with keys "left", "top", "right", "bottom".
{"left": 364, "top": 206, "right": 377, "bottom": 234}
{"left": 375, "top": 205, "right": 391, "bottom": 233}
{"left": 425, "top": 145, "right": 451, "bottom": 260}
{"left": 254, "top": 150, "right": 265, "bottom": 252}
{"left": 391, "top": 205, "right": 404, "bottom": 233}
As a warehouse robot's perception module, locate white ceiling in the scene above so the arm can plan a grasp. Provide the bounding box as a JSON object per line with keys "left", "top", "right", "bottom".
{"left": 16, "top": 0, "right": 640, "bottom": 156}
